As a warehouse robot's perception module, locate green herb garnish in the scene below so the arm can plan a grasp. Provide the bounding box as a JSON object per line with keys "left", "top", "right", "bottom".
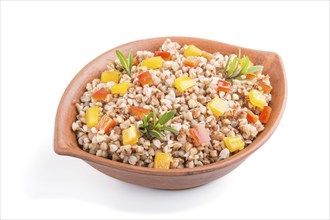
{"left": 223, "top": 48, "right": 263, "bottom": 81}
{"left": 245, "top": 65, "right": 263, "bottom": 73}
{"left": 116, "top": 50, "right": 133, "bottom": 76}
{"left": 138, "top": 108, "right": 178, "bottom": 139}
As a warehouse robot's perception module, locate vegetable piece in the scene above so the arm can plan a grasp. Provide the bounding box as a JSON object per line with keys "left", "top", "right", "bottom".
{"left": 224, "top": 136, "right": 245, "bottom": 152}
{"left": 130, "top": 106, "right": 151, "bottom": 119}
{"left": 116, "top": 50, "right": 133, "bottom": 75}
{"left": 174, "top": 76, "right": 196, "bottom": 92}
{"left": 97, "top": 114, "right": 116, "bottom": 134}
{"left": 259, "top": 106, "right": 272, "bottom": 123}
{"left": 184, "top": 45, "right": 202, "bottom": 57}
{"left": 86, "top": 106, "right": 99, "bottom": 127}
{"left": 154, "top": 152, "right": 172, "bottom": 169}
{"left": 132, "top": 56, "right": 139, "bottom": 66}
{"left": 154, "top": 51, "right": 172, "bottom": 61}
{"left": 246, "top": 73, "right": 257, "bottom": 79}
{"left": 137, "top": 71, "right": 153, "bottom": 86}
{"left": 217, "top": 80, "right": 231, "bottom": 93}
{"left": 140, "top": 56, "right": 163, "bottom": 69}
{"left": 110, "top": 82, "right": 130, "bottom": 95}
{"left": 201, "top": 51, "right": 215, "bottom": 60}
{"left": 188, "top": 124, "right": 211, "bottom": 145}
{"left": 92, "top": 89, "right": 109, "bottom": 101}
{"left": 258, "top": 81, "right": 272, "bottom": 94}
{"left": 207, "top": 97, "right": 228, "bottom": 117}
{"left": 248, "top": 89, "right": 266, "bottom": 109}
{"left": 122, "top": 125, "right": 139, "bottom": 146}
{"left": 183, "top": 56, "right": 201, "bottom": 67}
{"left": 138, "top": 109, "right": 178, "bottom": 140}
{"left": 246, "top": 110, "right": 258, "bottom": 124}
{"left": 101, "top": 70, "right": 122, "bottom": 83}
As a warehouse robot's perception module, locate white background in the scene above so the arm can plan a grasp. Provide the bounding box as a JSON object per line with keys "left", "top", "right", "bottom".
{"left": 1, "top": 1, "right": 329, "bottom": 219}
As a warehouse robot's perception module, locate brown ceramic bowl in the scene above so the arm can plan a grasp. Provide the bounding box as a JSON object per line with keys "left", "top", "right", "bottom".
{"left": 54, "top": 37, "right": 287, "bottom": 190}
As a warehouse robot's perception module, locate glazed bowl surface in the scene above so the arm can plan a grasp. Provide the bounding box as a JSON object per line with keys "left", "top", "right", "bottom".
{"left": 54, "top": 37, "right": 287, "bottom": 189}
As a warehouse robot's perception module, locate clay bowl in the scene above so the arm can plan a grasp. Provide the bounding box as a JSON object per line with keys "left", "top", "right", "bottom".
{"left": 54, "top": 37, "right": 287, "bottom": 190}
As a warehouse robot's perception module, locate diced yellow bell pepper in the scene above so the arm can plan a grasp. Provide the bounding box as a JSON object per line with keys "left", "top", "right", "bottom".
{"left": 110, "top": 82, "right": 130, "bottom": 95}
{"left": 174, "top": 76, "right": 196, "bottom": 92}
{"left": 207, "top": 97, "right": 228, "bottom": 116}
{"left": 101, "top": 70, "right": 122, "bottom": 83}
{"left": 184, "top": 45, "right": 202, "bottom": 57}
{"left": 249, "top": 89, "right": 266, "bottom": 109}
{"left": 201, "top": 51, "right": 215, "bottom": 60}
{"left": 140, "top": 56, "right": 163, "bottom": 69}
{"left": 122, "top": 125, "right": 139, "bottom": 146}
{"left": 224, "top": 136, "right": 245, "bottom": 152}
{"left": 154, "top": 152, "right": 172, "bottom": 169}
{"left": 86, "top": 106, "right": 99, "bottom": 127}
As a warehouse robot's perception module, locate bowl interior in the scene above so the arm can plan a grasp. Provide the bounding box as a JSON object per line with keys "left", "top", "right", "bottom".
{"left": 54, "top": 37, "right": 287, "bottom": 175}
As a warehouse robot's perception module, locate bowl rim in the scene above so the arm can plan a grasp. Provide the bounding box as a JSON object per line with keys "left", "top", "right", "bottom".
{"left": 54, "top": 36, "right": 287, "bottom": 176}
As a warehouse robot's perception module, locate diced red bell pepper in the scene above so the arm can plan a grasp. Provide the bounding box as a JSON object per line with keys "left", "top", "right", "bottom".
{"left": 97, "top": 114, "right": 117, "bottom": 134}
{"left": 137, "top": 71, "right": 153, "bottom": 86}
{"left": 92, "top": 89, "right": 109, "bottom": 101}
{"left": 130, "top": 106, "right": 151, "bottom": 119}
{"left": 154, "top": 51, "right": 172, "bottom": 61}
{"left": 258, "top": 81, "right": 272, "bottom": 94}
{"left": 188, "top": 124, "right": 211, "bottom": 145}
{"left": 132, "top": 56, "right": 139, "bottom": 66}
{"left": 217, "top": 80, "right": 231, "bottom": 93}
{"left": 259, "top": 106, "right": 272, "bottom": 123}
{"left": 246, "top": 110, "right": 258, "bottom": 124}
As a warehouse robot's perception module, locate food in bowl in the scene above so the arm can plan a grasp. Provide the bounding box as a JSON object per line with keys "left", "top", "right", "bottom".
{"left": 71, "top": 39, "right": 273, "bottom": 169}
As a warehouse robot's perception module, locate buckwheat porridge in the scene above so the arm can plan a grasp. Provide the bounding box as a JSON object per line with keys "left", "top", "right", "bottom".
{"left": 71, "top": 39, "right": 273, "bottom": 169}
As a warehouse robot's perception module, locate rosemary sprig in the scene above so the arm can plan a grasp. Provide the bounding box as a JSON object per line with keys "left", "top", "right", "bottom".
{"left": 138, "top": 109, "right": 178, "bottom": 140}
{"left": 223, "top": 48, "right": 263, "bottom": 81}
{"left": 116, "top": 50, "right": 133, "bottom": 76}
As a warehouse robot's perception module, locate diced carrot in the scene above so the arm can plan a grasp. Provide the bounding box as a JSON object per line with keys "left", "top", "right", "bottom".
{"left": 259, "top": 106, "right": 272, "bottom": 123}
{"left": 246, "top": 74, "right": 256, "bottom": 79}
{"left": 137, "top": 71, "right": 153, "bottom": 86}
{"left": 132, "top": 56, "right": 139, "bottom": 66}
{"left": 92, "top": 89, "right": 109, "bottom": 101}
{"left": 97, "top": 114, "right": 116, "bottom": 134}
{"left": 129, "top": 106, "right": 151, "bottom": 119}
{"left": 258, "top": 81, "right": 272, "bottom": 94}
{"left": 246, "top": 110, "right": 258, "bottom": 124}
{"left": 217, "top": 80, "right": 231, "bottom": 93}
{"left": 154, "top": 51, "right": 172, "bottom": 61}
